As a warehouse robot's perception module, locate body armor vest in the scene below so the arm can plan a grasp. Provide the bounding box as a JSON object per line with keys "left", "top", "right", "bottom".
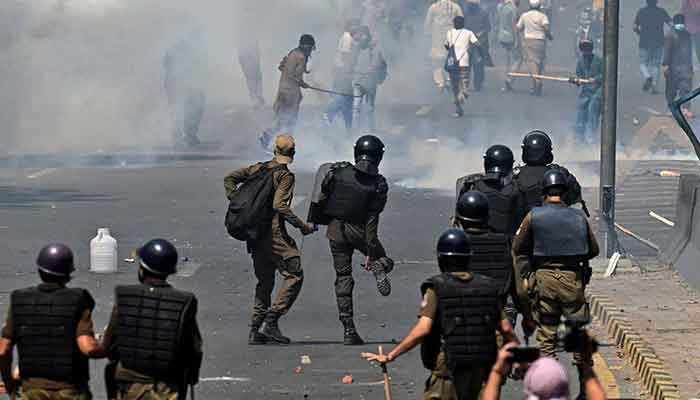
{"left": 515, "top": 164, "right": 584, "bottom": 213}
{"left": 515, "top": 165, "right": 548, "bottom": 212}
{"left": 532, "top": 205, "right": 590, "bottom": 257}
{"left": 323, "top": 165, "right": 378, "bottom": 224}
{"left": 474, "top": 178, "right": 519, "bottom": 236}
{"left": 115, "top": 284, "right": 194, "bottom": 380}
{"left": 12, "top": 287, "right": 90, "bottom": 385}
{"left": 421, "top": 274, "right": 500, "bottom": 370}
{"left": 468, "top": 232, "right": 512, "bottom": 295}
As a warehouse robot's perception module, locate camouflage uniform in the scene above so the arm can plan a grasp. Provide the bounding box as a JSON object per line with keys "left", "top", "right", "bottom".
{"left": 20, "top": 388, "right": 92, "bottom": 400}
{"left": 116, "top": 382, "right": 178, "bottom": 400}
{"left": 512, "top": 198, "right": 599, "bottom": 363}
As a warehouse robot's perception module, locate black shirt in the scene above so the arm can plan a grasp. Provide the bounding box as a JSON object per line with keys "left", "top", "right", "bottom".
{"left": 634, "top": 6, "right": 671, "bottom": 49}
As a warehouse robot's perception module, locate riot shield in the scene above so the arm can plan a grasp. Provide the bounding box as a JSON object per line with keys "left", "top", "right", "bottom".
{"left": 307, "top": 162, "right": 334, "bottom": 225}
{"left": 456, "top": 175, "right": 468, "bottom": 200}
{"left": 455, "top": 173, "right": 483, "bottom": 200}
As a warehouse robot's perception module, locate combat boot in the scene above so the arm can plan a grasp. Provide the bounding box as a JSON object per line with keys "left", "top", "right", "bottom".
{"left": 260, "top": 313, "right": 291, "bottom": 345}
{"left": 371, "top": 257, "right": 393, "bottom": 296}
{"left": 248, "top": 321, "right": 267, "bottom": 345}
{"left": 341, "top": 318, "right": 364, "bottom": 346}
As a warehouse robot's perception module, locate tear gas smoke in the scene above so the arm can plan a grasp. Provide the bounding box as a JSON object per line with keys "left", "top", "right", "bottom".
{"left": 0, "top": 0, "right": 693, "bottom": 195}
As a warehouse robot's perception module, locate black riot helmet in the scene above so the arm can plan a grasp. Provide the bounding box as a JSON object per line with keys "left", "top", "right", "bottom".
{"left": 36, "top": 243, "right": 75, "bottom": 278}
{"left": 138, "top": 239, "right": 178, "bottom": 276}
{"left": 354, "top": 135, "right": 385, "bottom": 175}
{"left": 455, "top": 191, "right": 489, "bottom": 226}
{"left": 299, "top": 34, "right": 316, "bottom": 50}
{"left": 436, "top": 229, "right": 472, "bottom": 272}
{"left": 542, "top": 169, "right": 569, "bottom": 197}
{"left": 522, "top": 130, "right": 554, "bottom": 166}
{"left": 483, "top": 145, "right": 515, "bottom": 175}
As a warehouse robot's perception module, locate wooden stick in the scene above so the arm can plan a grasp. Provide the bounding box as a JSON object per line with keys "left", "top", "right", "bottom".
{"left": 649, "top": 211, "right": 675, "bottom": 227}
{"left": 614, "top": 222, "right": 660, "bottom": 251}
{"left": 378, "top": 346, "right": 393, "bottom": 400}
{"left": 507, "top": 72, "right": 594, "bottom": 84}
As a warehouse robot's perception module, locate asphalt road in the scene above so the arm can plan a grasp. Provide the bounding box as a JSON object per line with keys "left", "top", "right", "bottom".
{"left": 0, "top": 160, "right": 642, "bottom": 399}
{"left": 0, "top": 2, "right": 673, "bottom": 398}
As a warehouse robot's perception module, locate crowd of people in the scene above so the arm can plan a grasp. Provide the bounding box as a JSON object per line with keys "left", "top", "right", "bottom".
{"left": 225, "top": 129, "right": 603, "bottom": 400}
{"left": 0, "top": 128, "right": 610, "bottom": 400}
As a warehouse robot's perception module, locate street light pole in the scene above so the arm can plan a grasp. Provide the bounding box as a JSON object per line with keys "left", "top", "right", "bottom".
{"left": 600, "top": 0, "right": 620, "bottom": 258}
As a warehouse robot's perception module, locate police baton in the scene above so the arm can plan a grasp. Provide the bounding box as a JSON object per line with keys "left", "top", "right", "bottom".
{"left": 378, "top": 346, "right": 393, "bottom": 400}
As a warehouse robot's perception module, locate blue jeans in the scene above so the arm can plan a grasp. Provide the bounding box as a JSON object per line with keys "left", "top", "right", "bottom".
{"left": 353, "top": 83, "right": 377, "bottom": 131}
{"left": 575, "top": 89, "right": 602, "bottom": 144}
{"left": 325, "top": 95, "right": 353, "bottom": 130}
{"left": 639, "top": 46, "right": 663, "bottom": 88}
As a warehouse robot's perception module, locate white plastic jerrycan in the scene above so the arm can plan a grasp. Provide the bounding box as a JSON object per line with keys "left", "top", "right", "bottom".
{"left": 90, "top": 228, "right": 118, "bottom": 273}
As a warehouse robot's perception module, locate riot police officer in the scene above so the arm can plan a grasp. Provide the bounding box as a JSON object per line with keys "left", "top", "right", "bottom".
{"left": 512, "top": 169, "right": 599, "bottom": 400}
{"left": 457, "top": 145, "right": 525, "bottom": 237}
{"left": 362, "top": 229, "right": 517, "bottom": 400}
{"left": 513, "top": 130, "right": 588, "bottom": 217}
{"left": 308, "top": 135, "right": 394, "bottom": 345}
{"left": 454, "top": 191, "right": 535, "bottom": 329}
{"left": 102, "top": 239, "right": 202, "bottom": 400}
{"left": 0, "top": 244, "right": 105, "bottom": 400}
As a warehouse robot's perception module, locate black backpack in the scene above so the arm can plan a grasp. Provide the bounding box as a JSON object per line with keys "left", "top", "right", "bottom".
{"left": 444, "top": 31, "right": 465, "bottom": 74}
{"left": 225, "top": 163, "right": 285, "bottom": 241}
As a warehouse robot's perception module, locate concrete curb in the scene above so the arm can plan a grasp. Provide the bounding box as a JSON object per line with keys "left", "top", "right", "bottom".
{"left": 587, "top": 290, "right": 681, "bottom": 400}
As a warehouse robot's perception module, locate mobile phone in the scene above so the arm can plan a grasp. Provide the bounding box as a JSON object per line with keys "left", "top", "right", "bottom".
{"left": 508, "top": 346, "right": 541, "bottom": 363}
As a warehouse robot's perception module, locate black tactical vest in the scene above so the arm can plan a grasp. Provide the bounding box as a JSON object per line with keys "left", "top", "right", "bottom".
{"left": 12, "top": 286, "right": 91, "bottom": 385}
{"left": 532, "top": 205, "right": 590, "bottom": 257}
{"left": 474, "top": 178, "right": 520, "bottom": 236}
{"left": 515, "top": 165, "right": 584, "bottom": 215}
{"left": 421, "top": 274, "right": 500, "bottom": 370}
{"left": 323, "top": 165, "right": 379, "bottom": 224}
{"left": 115, "top": 284, "right": 194, "bottom": 380}
{"left": 514, "top": 165, "right": 548, "bottom": 212}
{"left": 468, "top": 232, "right": 512, "bottom": 295}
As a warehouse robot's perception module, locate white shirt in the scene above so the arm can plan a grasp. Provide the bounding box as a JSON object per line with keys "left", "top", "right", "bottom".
{"left": 334, "top": 32, "right": 357, "bottom": 69}
{"left": 445, "top": 28, "right": 479, "bottom": 67}
{"left": 425, "top": 0, "right": 464, "bottom": 57}
{"left": 517, "top": 9, "right": 550, "bottom": 40}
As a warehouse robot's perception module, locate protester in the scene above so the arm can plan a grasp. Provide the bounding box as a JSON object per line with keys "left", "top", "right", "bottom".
{"left": 633, "top": 0, "right": 671, "bottom": 94}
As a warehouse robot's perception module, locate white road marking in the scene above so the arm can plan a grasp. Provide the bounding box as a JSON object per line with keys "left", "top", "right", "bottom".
{"left": 27, "top": 168, "right": 57, "bottom": 179}
{"left": 200, "top": 377, "right": 251, "bottom": 383}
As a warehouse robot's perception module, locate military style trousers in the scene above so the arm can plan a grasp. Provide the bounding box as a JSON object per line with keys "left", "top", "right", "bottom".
{"left": 531, "top": 268, "right": 588, "bottom": 364}
{"left": 448, "top": 67, "right": 470, "bottom": 116}
{"left": 20, "top": 388, "right": 92, "bottom": 400}
{"left": 329, "top": 233, "right": 387, "bottom": 320}
{"left": 117, "top": 382, "right": 179, "bottom": 400}
{"left": 251, "top": 251, "right": 303, "bottom": 326}
{"left": 423, "top": 372, "right": 457, "bottom": 400}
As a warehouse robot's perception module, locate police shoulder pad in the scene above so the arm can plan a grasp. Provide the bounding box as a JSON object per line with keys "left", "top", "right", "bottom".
{"left": 331, "top": 161, "right": 352, "bottom": 170}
